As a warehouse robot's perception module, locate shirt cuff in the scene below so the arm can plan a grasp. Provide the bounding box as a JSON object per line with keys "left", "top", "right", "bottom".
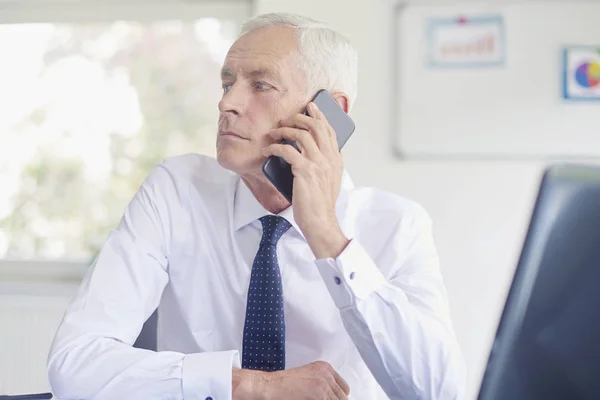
{"left": 314, "top": 239, "right": 386, "bottom": 309}
{"left": 182, "top": 350, "right": 241, "bottom": 400}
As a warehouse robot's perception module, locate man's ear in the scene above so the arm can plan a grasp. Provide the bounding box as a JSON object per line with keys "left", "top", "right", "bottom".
{"left": 331, "top": 92, "right": 350, "bottom": 114}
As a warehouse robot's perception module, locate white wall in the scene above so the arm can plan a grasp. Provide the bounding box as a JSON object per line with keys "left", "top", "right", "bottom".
{"left": 255, "top": 0, "right": 597, "bottom": 398}
{"left": 0, "top": 294, "right": 72, "bottom": 394}
{"left": 395, "top": 2, "right": 600, "bottom": 157}
{"left": 0, "top": 264, "right": 84, "bottom": 394}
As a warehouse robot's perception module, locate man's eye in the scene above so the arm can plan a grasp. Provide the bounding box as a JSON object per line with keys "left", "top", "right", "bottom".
{"left": 222, "top": 83, "right": 233, "bottom": 93}
{"left": 255, "top": 82, "right": 272, "bottom": 91}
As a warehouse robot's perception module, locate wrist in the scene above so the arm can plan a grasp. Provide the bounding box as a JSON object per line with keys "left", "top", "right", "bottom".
{"left": 261, "top": 371, "right": 274, "bottom": 400}
{"left": 232, "top": 367, "right": 243, "bottom": 393}
{"left": 232, "top": 368, "right": 268, "bottom": 400}
{"left": 307, "top": 224, "right": 350, "bottom": 260}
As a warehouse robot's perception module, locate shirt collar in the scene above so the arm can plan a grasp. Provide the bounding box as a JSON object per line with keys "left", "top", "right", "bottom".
{"left": 232, "top": 171, "right": 354, "bottom": 239}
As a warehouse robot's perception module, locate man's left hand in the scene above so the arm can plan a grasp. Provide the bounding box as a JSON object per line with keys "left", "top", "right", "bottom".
{"left": 262, "top": 102, "right": 350, "bottom": 260}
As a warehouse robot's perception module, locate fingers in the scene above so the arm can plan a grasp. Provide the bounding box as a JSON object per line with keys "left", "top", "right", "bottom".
{"left": 316, "top": 361, "right": 349, "bottom": 400}
{"left": 262, "top": 142, "right": 306, "bottom": 167}
{"left": 330, "top": 384, "right": 349, "bottom": 400}
{"left": 306, "top": 102, "right": 339, "bottom": 152}
{"left": 306, "top": 101, "right": 325, "bottom": 121}
{"left": 332, "top": 370, "right": 350, "bottom": 396}
{"left": 269, "top": 127, "right": 321, "bottom": 161}
{"left": 279, "top": 104, "right": 336, "bottom": 155}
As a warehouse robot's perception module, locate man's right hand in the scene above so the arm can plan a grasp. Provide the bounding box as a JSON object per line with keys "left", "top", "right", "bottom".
{"left": 265, "top": 361, "right": 350, "bottom": 400}
{"left": 233, "top": 361, "right": 350, "bottom": 400}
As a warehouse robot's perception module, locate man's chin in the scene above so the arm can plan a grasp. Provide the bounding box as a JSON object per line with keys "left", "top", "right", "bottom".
{"left": 216, "top": 149, "right": 261, "bottom": 175}
{"left": 216, "top": 150, "right": 236, "bottom": 171}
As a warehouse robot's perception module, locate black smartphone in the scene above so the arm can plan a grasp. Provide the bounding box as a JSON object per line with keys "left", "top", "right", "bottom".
{"left": 261, "top": 89, "right": 356, "bottom": 203}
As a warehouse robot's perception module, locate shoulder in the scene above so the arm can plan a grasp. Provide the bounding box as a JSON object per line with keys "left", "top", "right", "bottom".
{"left": 142, "top": 153, "right": 235, "bottom": 190}
{"left": 342, "top": 186, "right": 438, "bottom": 278}
{"left": 345, "top": 186, "right": 432, "bottom": 229}
{"left": 138, "top": 153, "right": 236, "bottom": 213}
{"left": 342, "top": 186, "right": 435, "bottom": 254}
{"left": 158, "top": 153, "right": 234, "bottom": 183}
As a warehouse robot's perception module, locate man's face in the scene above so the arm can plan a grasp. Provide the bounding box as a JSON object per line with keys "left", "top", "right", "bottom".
{"left": 216, "top": 26, "right": 309, "bottom": 176}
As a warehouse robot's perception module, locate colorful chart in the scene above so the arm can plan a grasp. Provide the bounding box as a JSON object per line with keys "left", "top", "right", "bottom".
{"left": 563, "top": 47, "right": 600, "bottom": 100}
{"left": 575, "top": 61, "right": 600, "bottom": 88}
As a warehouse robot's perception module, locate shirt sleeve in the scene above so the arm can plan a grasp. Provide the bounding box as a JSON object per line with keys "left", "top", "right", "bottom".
{"left": 47, "top": 162, "right": 240, "bottom": 400}
{"left": 314, "top": 204, "right": 467, "bottom": 400}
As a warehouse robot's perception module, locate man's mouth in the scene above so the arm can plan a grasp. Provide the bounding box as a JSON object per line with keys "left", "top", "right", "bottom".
{"left": 218, "top": 130, "right": 247, "bottom": 140}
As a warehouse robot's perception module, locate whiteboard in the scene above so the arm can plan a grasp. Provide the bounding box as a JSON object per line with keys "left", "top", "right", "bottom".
{"left": 393, "top": 1, "right": 600, "bottom": 159}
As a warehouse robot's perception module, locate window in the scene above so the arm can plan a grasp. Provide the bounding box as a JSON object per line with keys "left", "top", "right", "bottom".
{"left": 0, "top": 2, "right": 248, "bottom": 262}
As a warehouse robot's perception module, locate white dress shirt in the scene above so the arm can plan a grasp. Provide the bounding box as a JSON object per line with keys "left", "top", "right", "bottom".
{"left": 47, "top": 153, "right": 466, "bottom": 400}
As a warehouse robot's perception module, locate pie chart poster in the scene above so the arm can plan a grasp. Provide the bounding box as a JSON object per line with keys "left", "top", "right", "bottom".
{"left": 563, "top": 46, "right": 600, "bottom": 101}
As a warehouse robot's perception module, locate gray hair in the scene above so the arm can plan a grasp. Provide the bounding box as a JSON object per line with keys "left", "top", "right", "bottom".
{"left": 239, "top": 13, "right": 358, "bottom": 111}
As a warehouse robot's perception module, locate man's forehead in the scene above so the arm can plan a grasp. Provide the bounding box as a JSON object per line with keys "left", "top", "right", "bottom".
{"left": 221, "top": 49, "right": 298, "bottom": 79}
{"left": 235, "top": 25, "right": 298, "bottom": 50}
{"left": 226, "top": 27, "right": 297, "bottom": 59}
{"left": 221, "top": 26, "right": 303, "bottom": 81}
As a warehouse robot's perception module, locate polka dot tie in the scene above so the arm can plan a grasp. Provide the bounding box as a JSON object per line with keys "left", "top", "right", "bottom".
{"left": 241, "top": 215, "right": 292, "bottom": 371}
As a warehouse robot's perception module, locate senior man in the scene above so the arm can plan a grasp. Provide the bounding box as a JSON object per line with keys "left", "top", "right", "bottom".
{"left": 47, "top": 12, "right": 466, "bottom": 400}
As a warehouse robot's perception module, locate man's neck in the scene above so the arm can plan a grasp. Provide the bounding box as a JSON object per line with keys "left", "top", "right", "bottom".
{"left": 240, "top": 172, "right": 290, "bottom": 215}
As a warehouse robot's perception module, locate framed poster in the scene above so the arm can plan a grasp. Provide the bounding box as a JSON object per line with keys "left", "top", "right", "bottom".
{"left": 427, "top": 14, "right": 505, "bottom": 68}
{"left": 563, "top": 46, "right": 600, "bottom": 101}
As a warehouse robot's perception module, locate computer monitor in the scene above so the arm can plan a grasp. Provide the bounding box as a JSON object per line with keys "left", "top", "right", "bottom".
{"left": 478, "top": 164, "right": 600, "bottom": 400}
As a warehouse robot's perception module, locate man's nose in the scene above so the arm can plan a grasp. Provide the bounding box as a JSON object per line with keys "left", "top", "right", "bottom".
{"left": 218, "top": 83, "right": 247, "bottom": 116}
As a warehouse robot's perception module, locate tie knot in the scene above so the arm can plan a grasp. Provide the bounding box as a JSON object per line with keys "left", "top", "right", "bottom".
{"left": 259, "top": 215, "right": 292, "bottom": 246}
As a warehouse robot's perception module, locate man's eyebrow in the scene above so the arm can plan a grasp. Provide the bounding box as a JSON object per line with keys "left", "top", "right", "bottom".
{"left": 220, "top": 67, "right": 281, "bottom": 81}
{"left": 221, "top": 68, "right": 235, "bottom": 80}
{"left": 247, "top": 68, "right": 280, "bottom": 81}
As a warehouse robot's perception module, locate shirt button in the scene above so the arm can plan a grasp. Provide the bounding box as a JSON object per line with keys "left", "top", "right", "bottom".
{"left": 334, "top": 276, "right": 341, "bottom": 285}
{"left": 206, "top": 397, "right": 213, "bottom": 400}
{"left": 349, "top": 272, "right": 355, "bottom": 280}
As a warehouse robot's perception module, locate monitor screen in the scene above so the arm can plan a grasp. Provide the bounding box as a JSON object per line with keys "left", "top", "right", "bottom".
{"left": 478, "top": 164, "right": 600, "bottom": 400}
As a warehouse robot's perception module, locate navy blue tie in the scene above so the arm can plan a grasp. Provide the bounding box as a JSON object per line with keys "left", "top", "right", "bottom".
{"left": 242, "top": 215, "right": 291, "bottom": 371}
